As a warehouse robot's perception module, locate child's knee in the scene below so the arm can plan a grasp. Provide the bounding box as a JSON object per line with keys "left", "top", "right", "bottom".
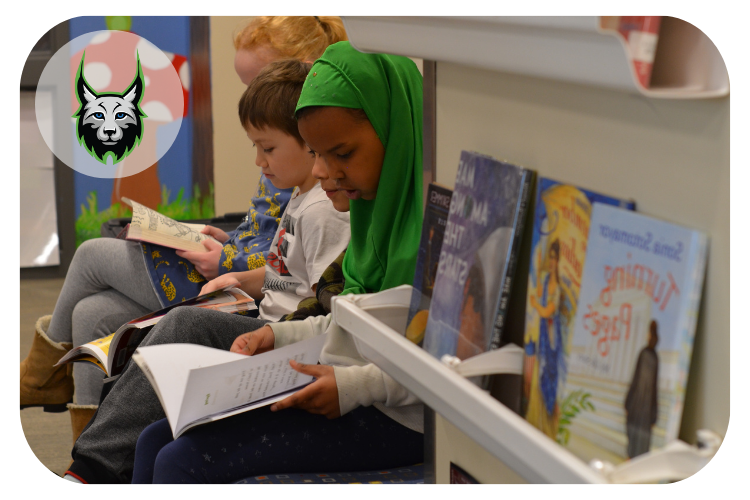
{"left": 142, "top": 308, "right": 204, "bottom": 346}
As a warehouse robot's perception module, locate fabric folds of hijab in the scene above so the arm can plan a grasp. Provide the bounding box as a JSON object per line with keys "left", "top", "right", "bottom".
{"left": 295, "top": 41, "right": 424, "bottom": 295}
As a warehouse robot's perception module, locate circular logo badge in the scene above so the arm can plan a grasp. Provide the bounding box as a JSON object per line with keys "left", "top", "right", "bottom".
{"left": 35, "top": 30, "right": 185, "bottom": 178}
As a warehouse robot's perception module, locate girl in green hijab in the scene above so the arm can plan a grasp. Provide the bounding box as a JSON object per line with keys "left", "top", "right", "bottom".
{"left": 131, "top": 42, "right": 426, "bottom": 483}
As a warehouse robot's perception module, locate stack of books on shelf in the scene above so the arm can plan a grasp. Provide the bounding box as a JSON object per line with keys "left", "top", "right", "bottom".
{"left": 411, "top": 150, "right": 709, "bottom": 476}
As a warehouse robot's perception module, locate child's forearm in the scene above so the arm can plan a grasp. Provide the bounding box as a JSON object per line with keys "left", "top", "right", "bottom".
{"left": 233, "top": 267, "right": 266, "bottom": 300}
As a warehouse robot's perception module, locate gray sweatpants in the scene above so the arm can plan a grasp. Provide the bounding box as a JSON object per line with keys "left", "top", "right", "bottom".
{"left": 71, "top": 307, "right": 269, "bottom": 483}
{"left": 46, "top": 238, "right": 163, "bottom": 405}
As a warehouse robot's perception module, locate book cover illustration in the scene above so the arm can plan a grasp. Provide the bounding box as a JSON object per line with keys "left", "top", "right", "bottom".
{"left": 562, "top": 203, "right": 708, "bottom": 464}
{"left": 405, "top": 183, "right": 453, "bottom": 346}
{"left": 522, "top": 178, "right": 635, "bottom": 441}
{"left": 423, "top": 151, "right": 530, "bottom": 362}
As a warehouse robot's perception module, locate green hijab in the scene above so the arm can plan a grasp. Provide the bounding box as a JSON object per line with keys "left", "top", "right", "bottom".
{"left": 296, "top": 41, "right": 423, "bottom": 295}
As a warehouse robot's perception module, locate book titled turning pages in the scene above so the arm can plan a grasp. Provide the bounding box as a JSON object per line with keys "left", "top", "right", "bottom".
{"left": 133, "top": 334, "right": 327, "bottom": 438}
{"left": 55, "top": 286, "right": 256, "bottom": 377}
{"left": 524, "top": 198, "right": 708, "bottom": 466}
{"left": 120, "top": 197, "right": 219, "bottom": 253}
{"left": 563, "top": 203, "right": 708, "bottom": 464}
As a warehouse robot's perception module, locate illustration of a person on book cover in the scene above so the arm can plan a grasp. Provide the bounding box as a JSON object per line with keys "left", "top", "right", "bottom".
{"left": 455, "top": 261, "right": 486, "bottom": 360}
{"left": 525, "top": 239, "right": 565, "bottom": 438}
{"left": 624, "top": 319, "right": 660, "bottom": 458}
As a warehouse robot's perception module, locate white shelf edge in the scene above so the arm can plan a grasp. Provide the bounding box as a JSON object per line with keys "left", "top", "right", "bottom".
{"left": 332, "top": 290, "right": 606, "bottom": 484}
{"left": 341, "top": 16, "right": 728, "bottom": 99}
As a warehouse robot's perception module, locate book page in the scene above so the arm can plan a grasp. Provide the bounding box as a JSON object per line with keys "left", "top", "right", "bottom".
{"left": 133, "top": 344, "right": 250, "bottom": 425}
{"left": 174, "top": 335, "right": 326, "bottom": 437}
{"left": 122, "top": 197, "right": 214, "bottom": 245}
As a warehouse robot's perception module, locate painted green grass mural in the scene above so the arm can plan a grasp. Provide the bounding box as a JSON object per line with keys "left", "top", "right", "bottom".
{"left": 76, "top": 183, "right": 215, "bottom": 247}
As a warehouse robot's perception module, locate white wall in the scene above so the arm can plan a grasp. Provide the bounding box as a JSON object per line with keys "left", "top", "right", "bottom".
{"left": 210, "top": 16, "right": 260, "bottom": 216}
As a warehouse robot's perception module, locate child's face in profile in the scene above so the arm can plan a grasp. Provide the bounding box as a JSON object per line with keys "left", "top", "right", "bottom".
{"left": 298, "top": 107, "right": 385, "bottom": 201}
{"left": 245, "top": 124, "right": 316, "bottom": 192}
{"left": 314, "top": 160, "right": 352, "bottom": 213}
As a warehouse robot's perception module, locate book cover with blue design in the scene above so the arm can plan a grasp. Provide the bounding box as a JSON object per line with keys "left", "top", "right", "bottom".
{"left": 522, "top": 178, "right": 636, "bottom": 442}
{"left": 561, "top": 203, "right": 708, "bottom": 464}
{"left": 405, "top": 183, "right": 453, "bottom": 346}
{"left": 423, "top": 151, "right": 532, "bottom": 364}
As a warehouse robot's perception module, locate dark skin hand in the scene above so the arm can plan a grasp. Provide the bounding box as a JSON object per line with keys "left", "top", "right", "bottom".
{"left": 232, "top": 327, "right": 341, "bottom": 419}
{"left": 270, "top": 360, "right": 341, "bottom": 419}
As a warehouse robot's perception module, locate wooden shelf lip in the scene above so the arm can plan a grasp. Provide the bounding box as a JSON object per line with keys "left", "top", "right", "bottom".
{"left": 341, "top": 16, "right": 729, "bottom": 99}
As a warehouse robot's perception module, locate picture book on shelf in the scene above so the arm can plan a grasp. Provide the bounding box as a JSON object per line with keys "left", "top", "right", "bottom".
{"left": 55, "top": 286, "right": 256, "bottom": 377}
{"left": 522, "top": 177, "right": 635, "bottom": 441}
{"left": 120, "top": 197, "right": 219, "bottom": 253}
{"left": 423, "top": 150, "right": 533, "bottom": 365}
{"left": 561, "top": 203, "right": 708, "bottom": 464}
{"left": 405, "top": 182, "right": 453, "bottom": 346}
{"left": 600, "top": 16, "right": 662, "bottom": 89}
{"left": 133, "top": 334, "right": 326, "bottom": 438}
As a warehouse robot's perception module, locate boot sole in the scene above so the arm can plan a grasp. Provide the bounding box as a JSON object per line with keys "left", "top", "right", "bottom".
{"left": 20, "top": 403, "right": 70, "bottom": 413}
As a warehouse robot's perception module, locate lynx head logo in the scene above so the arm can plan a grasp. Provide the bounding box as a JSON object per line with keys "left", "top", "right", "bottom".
{"left": 73, "top": 51, "right": 147, "bottom": 164}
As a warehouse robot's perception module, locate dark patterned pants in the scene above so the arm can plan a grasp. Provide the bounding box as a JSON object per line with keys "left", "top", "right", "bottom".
{"left": 132, "top": 406, "right": 424, "bottom": 484}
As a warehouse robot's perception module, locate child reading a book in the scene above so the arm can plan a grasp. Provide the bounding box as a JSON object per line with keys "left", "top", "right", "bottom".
{"left": 64, "top": 41, "right": 424, "bottom": 484}
{"left": 65, "top": 53, "right": 356, "bottom": 483}
{"left": 129, "top": 41, "right": 426, "bottom": 484}
{"left": 20, "top": 16, "right": 348, "bottom": 446}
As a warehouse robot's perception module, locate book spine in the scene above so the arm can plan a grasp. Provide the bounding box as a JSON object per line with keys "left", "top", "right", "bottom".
{"left": 665, "top": 232, "right": 709, "bottom": 441}
{"left": 490, "top": 170, "right": 534, "bottom": 351}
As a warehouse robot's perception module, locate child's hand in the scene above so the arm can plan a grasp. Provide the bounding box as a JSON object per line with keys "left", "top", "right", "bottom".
{"left": 270, "top": 361, "right": 340, "bottom": 419}
{"left": 176, "top": 239, "right": 224, "bottom": 280}
{"left": 199, "top": 273, "right": 240, "bottom": 296}
{"left": 231, "top": 326, "right": 275, "bottom": 356}
{"left": 201, "top": 225, "right": 230, "bottom": 243}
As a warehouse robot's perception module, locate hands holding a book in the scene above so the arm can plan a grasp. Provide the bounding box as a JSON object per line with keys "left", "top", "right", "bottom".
{"left": 231, "top": 327, "right": 341, "bottom": 418}
{"left": 270, "top": 361, "right": 341, "bottom": 419}
{"left": 175, "top": 226, "right": 229, "bottom": 280}
{"left": 199, "top": 273, "right": 242, "bottom": 295}
{"left": 200, "top": 225, "right": 231, "bottom": 243}
{"left": 230, "top": 325, "right": 275, "bottom": 356}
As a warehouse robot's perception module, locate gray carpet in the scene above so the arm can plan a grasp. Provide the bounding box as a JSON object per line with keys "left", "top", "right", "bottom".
{"left": 19, "top": 278, "right": 73, "bottom": 477}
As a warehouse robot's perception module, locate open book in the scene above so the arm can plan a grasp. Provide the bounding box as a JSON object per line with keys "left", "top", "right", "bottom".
{"left": 133, "top": 334, "right": 327, "bottom": 438}
{"left": 55, "top": 286, "right": 256, "bottom": 377}
{"left": 120, "top": 197, "right": 219, "bottom": 253}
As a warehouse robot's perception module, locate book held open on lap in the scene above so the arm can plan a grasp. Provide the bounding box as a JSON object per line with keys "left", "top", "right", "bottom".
{"left": 120, "top": 197, "right": 219, "bottom": 253}
{"left": 133, "top": 334, "right": 327, "bottom": 438}
{"left": 55, "top": 286, "right": 256, "bottom": 377}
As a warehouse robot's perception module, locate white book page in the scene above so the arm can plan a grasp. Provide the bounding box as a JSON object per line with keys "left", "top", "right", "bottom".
{"left": 122, "top": 197, "right": 215, "bottom": 244}
{"left": 174, "top": 390, "right": 297, "bottom": 438}
{"left": 174, "top": 335, "right": 326, "bottom": 437}
{"left": 133, "top": 344, "right": 248, "bottom": 425}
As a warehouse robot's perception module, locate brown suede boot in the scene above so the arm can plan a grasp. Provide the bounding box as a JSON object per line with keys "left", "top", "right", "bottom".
{"left": 69, "top": 404, "right": 97, "bottom": 445}
{"left": 20, "top": 315, "right": 74, "bottom": 412}
{"left": 67, "top": 404, "right": 98, "bottom": 470}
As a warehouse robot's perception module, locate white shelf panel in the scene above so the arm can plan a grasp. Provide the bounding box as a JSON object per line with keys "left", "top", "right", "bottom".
{"left": 331, "top": 286, "right": 606, "bottom": 484}
{"left": 341, "top": 16, "right": 728, "bottom": 99}
{"left": 332, "top": 286, "right": 720, "bottom": 483}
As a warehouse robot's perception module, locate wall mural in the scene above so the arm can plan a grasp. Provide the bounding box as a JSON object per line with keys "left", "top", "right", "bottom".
{"left": 69, "top": 16, "right": 214, "bottom": 246}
